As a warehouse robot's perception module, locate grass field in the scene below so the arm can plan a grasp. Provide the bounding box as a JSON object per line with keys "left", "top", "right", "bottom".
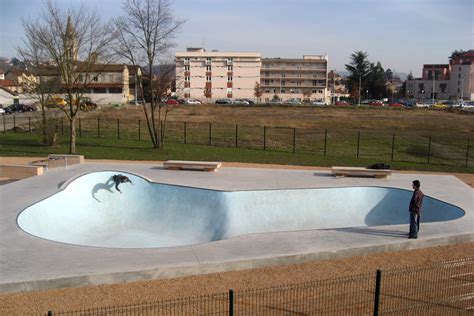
{"left": 1, "top": 104, "right": 473, "bottom": 173}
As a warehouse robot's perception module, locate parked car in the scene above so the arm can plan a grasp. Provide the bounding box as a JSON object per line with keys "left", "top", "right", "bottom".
{"left": 129, "top": 99, "right": 145, "bottom": 105}
{"left": 415, "top": 100, "right": 431, "bottom": 108}
{"left": 461, "top": 101, "right": 474, "bottom": 109}
{"left": 311, "top": 100, "right": 327, "bottom": 106}
{"left": 185, "top": 99, "right": 202, "bottom": 105}
{"left": 0, "top": 105, "right": 5, "bottom": 115}
{"left": 5, "top": 103, "right": 35, "bottom": 114}
{"left": 215, "top": 99, "right": 233, "bottom": 104}
{"left": 242, "top": 99, "right": 255, "bottom": 105}
{"left": 369, "top": 100, "right": 384, "bottom": 106}
{"left": 233, "top": 99, "right": 250, "bottom": 105}
{"left": 166, "top": 99, "right": 179, "bottom": 105}
{"left": 432, "top": 102, "right": 447, "bottom": 109}
{"left": 286, "top": 99, "right": 302, "bottom": 105}
{"left": 335, "top": 100, "right": 349, "bottom": 106}
{"left": 388, "top": 103, "right": 404, "bottom": 108}
{"left": 177, "top": 99, "right": 186, "bottom": 104}
{"left": 268, "top": 99, "right": 283, "bottom": 105}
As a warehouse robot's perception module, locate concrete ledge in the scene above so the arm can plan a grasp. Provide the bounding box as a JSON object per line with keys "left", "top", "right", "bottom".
{"left": 332, "top": 166, "right": 392, "bottom": 178}
{"left": 0, "top": 164, "right": 43, "bottom": 180}
{"left": 48, "top": 154, "right": 84, "bottom": 165}
{"left": 164, "top": 160, "right": 222, "bottom": 172}
{"left": 0, "top": 233, "right": 471, "bottom": 293}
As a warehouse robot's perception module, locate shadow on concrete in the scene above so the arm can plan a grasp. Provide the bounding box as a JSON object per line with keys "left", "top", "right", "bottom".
{"left": 326, "top": 226, "right": 408, "bottom": 238}
{"left": 91, "top": 177, "right": 115, "bottom": 202}
{"left": 57, "top": 180, "right": 65, "bottom": 188}
{"left": 312, "top": 172, "right": 334, "bottom": 178}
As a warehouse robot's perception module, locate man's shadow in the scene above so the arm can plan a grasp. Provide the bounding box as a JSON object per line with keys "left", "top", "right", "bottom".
{"left": 92, "top": 177, "right": 116, "bottom": 202}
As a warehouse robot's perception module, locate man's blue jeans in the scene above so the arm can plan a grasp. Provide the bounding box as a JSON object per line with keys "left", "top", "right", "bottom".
{"left": 409, "top": 211, "right": 420, "bottom": 237}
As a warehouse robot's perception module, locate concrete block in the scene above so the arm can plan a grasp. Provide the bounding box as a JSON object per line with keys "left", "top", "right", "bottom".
{"left": 0, "top": 164, "right": 43, "bottom": 180}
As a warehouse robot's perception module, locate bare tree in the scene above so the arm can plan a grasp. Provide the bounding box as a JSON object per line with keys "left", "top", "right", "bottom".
{"left": 20, "top": 0, "right": 115, "bottom": 153}
{"left": 114, "top": 0, "right": 184, "bottom": 148}
{"left": 17, "top": 27, "right": 57, "bottom": 145}
{"left": 254, "top": 82, "right": 262, "bottom": 103}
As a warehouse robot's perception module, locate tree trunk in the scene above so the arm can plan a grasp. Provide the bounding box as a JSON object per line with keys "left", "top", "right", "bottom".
{"left": 42, "top": 108, "right": 47, "bottom": 145}
{"left": 69, "top": 116, "right": 76, "bottom": 154}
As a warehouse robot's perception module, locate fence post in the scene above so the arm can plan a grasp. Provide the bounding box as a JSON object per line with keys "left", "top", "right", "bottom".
{"left": 160, "top": 120, "right": 163, "bottom": 142}
{"left": 28, "top": 116, "right": 31, "bottom": 133}
{"left": 235, "top": 124, "right": 238, "bottom": 148}
{"left": 61, "top": 117, "right": 64, "bottom": 136}
{"left": 3, "top": 115, "right": 5, "bottom": 133}
{"left": 357, "top": 131, "right": 360, "bottom": 158}
{"left": 97, "top": 117, "right": 100, "bottom": 138}
{"left": 263, "top": 126, "right": 266, "bottom": 150}
{"left": 373, "top": 269, "right": 382, "bottom": 316}
{"left": 293, "top": 127, "right": 296, "bottom": 154}
{"left": 209, "top": 122, "right": 212, "bottom": 146}
{"left": 466, "top": 138, "right": 470, "bottom": 168}
{"left": 391, "top": 133, "right": 395, "bottom": 162}
{"left": 13, "top": 115, "right": 16, "bottom": 132}
{"left": 79, "top": 118, "right": 82, "bottom": 137}
{"left": 324, "top": 129, "right": 327, "bottom": 156}
{"left": 184, "top": 122, "right": 187, "bottom": 144}
{"left": 117, "top": 119, "right": 120, "bottom": 139}
{"left": 229, "top": 289, "right": 234, "bottom": 316}
{"left": 427, "top": 136, "right": 432, "bottom": 164}
{"left": 138, "top": 120, "right": 141, "bottom": 141}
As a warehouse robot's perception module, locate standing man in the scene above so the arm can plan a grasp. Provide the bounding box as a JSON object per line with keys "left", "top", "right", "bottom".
{"left": 408, "top": 180, "right": 424, "bottom": 239}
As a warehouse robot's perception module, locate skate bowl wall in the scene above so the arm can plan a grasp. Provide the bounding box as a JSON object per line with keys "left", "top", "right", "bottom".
{"left": 17, "top": 171, "right": 465, "bottom": 248}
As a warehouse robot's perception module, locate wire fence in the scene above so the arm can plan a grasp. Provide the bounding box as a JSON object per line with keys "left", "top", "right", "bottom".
{"left": 2, "top": 114, "right": 473, "bottom": 168}
{"left": 39, "top": 257, "right": 473, "bottom": 315}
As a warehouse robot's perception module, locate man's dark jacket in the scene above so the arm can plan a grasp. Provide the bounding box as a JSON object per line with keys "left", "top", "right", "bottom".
{"left": 409, "top": 189, "right": 424, "bottom": 215}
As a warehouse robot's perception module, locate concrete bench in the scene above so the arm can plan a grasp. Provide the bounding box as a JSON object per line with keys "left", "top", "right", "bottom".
{"left": 163, "top": 160, "right": 222, "bottom": 172}
{"left": 48, "top": 154, "right": 84, "bottom": 166}
{"left": 0, "top": 164, "right": 43, "bottom": 180}
{"left": 331, "top": 166, "right": 392, "bottom": 178}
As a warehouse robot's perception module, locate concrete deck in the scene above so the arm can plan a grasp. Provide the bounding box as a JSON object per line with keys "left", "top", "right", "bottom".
{"left": 0, "top": 162, "right": 473, "bottom": 293}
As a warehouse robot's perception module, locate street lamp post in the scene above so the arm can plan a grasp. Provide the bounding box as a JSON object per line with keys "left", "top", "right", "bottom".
{"left": 366, "top": 89, "right": 369, "bottom": 100}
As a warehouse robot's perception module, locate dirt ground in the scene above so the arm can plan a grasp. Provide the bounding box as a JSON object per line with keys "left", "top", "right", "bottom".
{"left": 1, "top": 157, "right": 473, "bottom": 314}
{"left": 0, "top": 243, "right": 472, "bottom": 314}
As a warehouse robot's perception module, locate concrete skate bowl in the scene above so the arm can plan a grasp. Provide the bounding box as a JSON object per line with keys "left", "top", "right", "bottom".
{"left": 17, "top": 171, "right": 465, "bottom": 249}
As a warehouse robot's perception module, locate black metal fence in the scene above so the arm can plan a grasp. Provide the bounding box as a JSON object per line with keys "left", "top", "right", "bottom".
{"left": 3, "top": 115, "right": 473, "bottom": 168}
{"left": 40, "top": 257, "right": 473, "bottom": 315}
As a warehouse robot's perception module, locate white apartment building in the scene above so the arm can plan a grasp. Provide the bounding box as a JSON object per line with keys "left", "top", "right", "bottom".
{"left": 261, "top": 55, "right": 328, "bottom": 102}
{"left": 175, "top": 48, "right": 261, "bottom": 101}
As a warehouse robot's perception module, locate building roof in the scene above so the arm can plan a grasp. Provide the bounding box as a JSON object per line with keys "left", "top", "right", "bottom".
{"left": 263, "top": 57, "right": 327, "bottom": 64}
{"left": 37, "top": 63, "right": 140, "bottom": 76}
{"left": 176, "top": 51, "right": 261, "bottom": 58}
{"left": 0, "top": 79, "right": 20, "bottom": 87}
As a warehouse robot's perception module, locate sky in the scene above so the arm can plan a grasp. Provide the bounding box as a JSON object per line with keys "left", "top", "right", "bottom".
{"left": 0, "top": 0, "right": 472, "bottom": 77}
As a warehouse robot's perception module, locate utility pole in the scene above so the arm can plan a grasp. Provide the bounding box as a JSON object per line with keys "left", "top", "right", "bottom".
{"left": 332, "top": 69, "right": 336, "bottom": 105}
{"left": 432, "top": 69, "right": 436, "bottom": 106}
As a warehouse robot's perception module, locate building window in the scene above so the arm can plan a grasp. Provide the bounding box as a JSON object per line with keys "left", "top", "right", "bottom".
{"left": 281, "top": 73, "right": 285, "bottom": 78}
{"left": 440, "top": 83, "right": 447, "bottom": 93}
{"left": 227, "top": 88, "right": 232, "bottom": 94}
{"left": 459, "top": 67, "right": 461, "bottom": 71}
{"left": 264, "top": 80, "right": 269, "bottom": 85}
{"left": 312, "top": 80, "right": 317, "bottom": 86}
{"left": 318, "top": 90, "right": 323, "bottom": 94}
{"left": 312, "top": 90, "right": 317, "bottom": 93}
{"left": 228, "top": 66, "right": 233, "bottom": 71}
{"left": 228, "top": 76, "right": 233, "bottom": 82}
{"left": 264, "top": 89, "right": 270, "bottom": 93}
{"left": 93, "top": 76, "right": 99, "bottom": 82}
{"left": 206, "top": 76, "right": 211, "bottom": 82}
{"left": 185, "top": 58, "right": 190, "bottom": 61}
{"left": 458, "top": 74, "right": 461, "bottom": 78}
{"left": 281, "top": 80, "right": 285, "bottom": 86}
{"left": 185, "top": 76, "right": 190, "bottom": 81}
{"left": 206, "top": 57, "right": 211, "bottom": 62}
{"left": 458, "top": 81, "right": 461, "bottom": 86}
{"left": 109, "top": 87, "right": 122, "bottom": 93}
{"left": 185, "top": 65, "right": 190, "bottom": 71}
{"left": 206, "top": 65, "right": 211, "bottom": 71}
{"left": 458, "top": 88, "right": 460, "bottom": 93}
{"left": 227, "top": 58, "right": 233, "bottom": 62}
{"left": 281, "top": 89, "right": 285, "bottom": 93}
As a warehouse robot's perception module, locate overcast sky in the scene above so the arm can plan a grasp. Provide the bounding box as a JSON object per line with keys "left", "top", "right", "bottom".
{"left": 1, "top": 0, "right": 472, "bottom": 76}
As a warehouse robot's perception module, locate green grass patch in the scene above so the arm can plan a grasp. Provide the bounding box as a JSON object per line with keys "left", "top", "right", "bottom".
{"left": 0, "top": 132, "right": 472, "bottom": 173}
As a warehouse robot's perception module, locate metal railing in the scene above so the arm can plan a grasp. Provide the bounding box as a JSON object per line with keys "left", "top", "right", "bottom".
{"left": 40, "top": 257, "right": 473, "bottom": 315}
{"left": 2, "top": 115, "right": 473, "bottom": 168}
